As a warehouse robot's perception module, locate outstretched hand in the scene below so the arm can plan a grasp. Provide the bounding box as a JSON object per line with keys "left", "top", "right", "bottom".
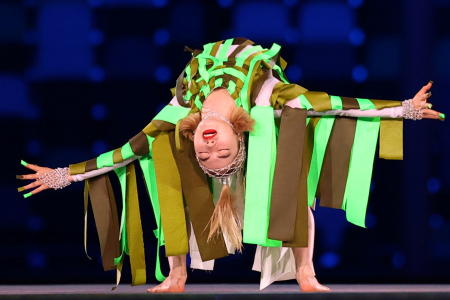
{"left": 412, "top": 81, "right": 445, "bottom": 120}
{"left": 16, "top": 160, "right": 54, "bottom": 198}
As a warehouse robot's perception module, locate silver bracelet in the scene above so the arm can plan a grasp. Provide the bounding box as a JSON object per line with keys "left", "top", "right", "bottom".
{"left": 402, "top": 99, "right": 423, "bottom": 120}
{"left": 38, "top": 167, "right": 71, "bottom": 190}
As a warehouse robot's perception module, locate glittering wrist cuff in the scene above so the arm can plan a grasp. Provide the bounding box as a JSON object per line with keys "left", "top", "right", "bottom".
{"left": 402, "top": 99, "right": 423, "bottom": 120}
{"left": 38, "top": 167, "right": 71, "bottom": 190}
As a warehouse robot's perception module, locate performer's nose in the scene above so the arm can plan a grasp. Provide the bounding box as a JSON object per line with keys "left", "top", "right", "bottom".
{"left": 206, "top": 139, "right": 215, "bottom": 146}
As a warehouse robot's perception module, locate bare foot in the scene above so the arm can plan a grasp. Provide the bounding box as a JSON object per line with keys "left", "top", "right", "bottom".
{"left": 146, "top": 274, "right": 186, "bottom": 293}
{"left": 296, "top": 266, "right": 330, "bottom": 292}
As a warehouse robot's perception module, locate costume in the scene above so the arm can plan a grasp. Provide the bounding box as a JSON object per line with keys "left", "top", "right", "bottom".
{"left": 64, "top": 38, "right": 407, "bottom": 289}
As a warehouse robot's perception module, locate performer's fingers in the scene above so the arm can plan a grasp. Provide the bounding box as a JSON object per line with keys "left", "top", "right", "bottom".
{"left": 17, "top": 180, "right": 42, "bottom": 192}
{"left": 416, "top": 81, "right": 433, "bottom": 96}
{"left": 16, "top": 173, "right": 39, "bottom": 180}
{"left": 422, "top": 109, "right": 444, "bottom": 120}
{"left": 20, "top": 160, "right": 41, "bottom": 172}
{"left": 420, "top": 101, "right": 432, "bottom": 109}
{"left": 24, "top": 185, "right": 48, "bottom": 198}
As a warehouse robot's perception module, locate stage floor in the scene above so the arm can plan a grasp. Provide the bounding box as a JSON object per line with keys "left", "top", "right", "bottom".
{"left": 2, "top": 284, "right": 450, "bottom": 299}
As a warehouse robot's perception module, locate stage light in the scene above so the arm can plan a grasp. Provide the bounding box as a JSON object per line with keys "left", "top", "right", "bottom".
{"left": 427, "top": 177, "right": 441, "bottom": 194}
{"left": 90, "top": 103, "right": 107, "bottom": 121}
{"left": 88, "top": 0, "right": 104, "bottom": 7}
{"left": 154, "top": 65, "right": 172, "bottom": 83}
{"left": 217, "top": 0, "right": 233, "bottom": 8}
{"left": 319, "top": 252, "right": 340, "bottom": 269}
{"left": 89, "top": 29, "right": 104, "bottom": 46}
{"left": 349, "top": 28, "right": 365, "bottom": 46}
{"left": 89, "top": 66, "right": 105, "bottom": 82}
{"left": 283, "top": 0, "right": 298, "bottom": 6}
{"left": 153, "top": 28, "right": 170, "bottom": 46}
{"left": 27, "top": 251, "right": 47, "bottom": 269}
{"left": 152, "top": 0, "right": 168, "bottom": 8}
{"left": 429, "top": 214, "right": 444, "bottom": 230}
{"left": 92, "top": 140, "right": 108, "bottom": 155}
{"left": 391, "top": 252, "right": 406, "bottom": 269}
{"left": 348, "top": 0, "right": 364, "bottom": 8}
{"left": 286, "top": 65, "right": 303, "bottom": 82}
{"left": 352, "top": 65, "right": 368, "bottom": 83}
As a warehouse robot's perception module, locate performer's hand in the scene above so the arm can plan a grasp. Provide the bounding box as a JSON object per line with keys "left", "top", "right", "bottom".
{"left": 16, "top": 160, "right": 53, "bottom": 198}
{"left": 412, "top": 81, "right": 445, "bottom": 120}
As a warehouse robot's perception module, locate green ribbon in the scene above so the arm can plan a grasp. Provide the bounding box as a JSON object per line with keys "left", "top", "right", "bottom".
{"left": 307, "top": 96, "right": 343, "bottom": 206}
{"left": 243, "top": 106, "right": 281, "bottom": 247}
{"left": 342, "top": 98, "right": 380, "bottom": 227}
{"left": 153, "top": 105, "right": 190, "bottom": 124}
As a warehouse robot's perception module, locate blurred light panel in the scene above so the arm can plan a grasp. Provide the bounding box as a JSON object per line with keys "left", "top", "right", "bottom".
{"left": 427, "top": 177, "right": 441, "bottom": 194}
{"left": 352, "top": 65, "right": 368, "bottom": 82}
{"left": 27, "top": 251, "right": 47, "bottom": 269}
{"left": 232, "top": 2, "right": 288, "bottom": 41}
{"left": 27, "top": 216, "right": 44, "bottom": 232}
{"left": 89, "top": 66, "right": 105, "bottom": 82}
{"left": 105, "top": 37, "right": 156, "bottom": 79}
{"left": 299, "top": 3, "right": 354, "bottom": 43}
{"left": 153, "top": 28, "right": 170, "bottom": 46}
{"left": 154, "top": 65, "right": 172, "bottom": 83}
{"left": 0, "top": 75, "right": 39, "bottom": 119}
{"left": 319, "top": 252, "right": 340, "bottom": 269}
{"left": 348, "top": 28, "right": 365, "bottom": 46}
{"left": 90, "top": 103, "right": 108, "bottom": 121}
{"left": 34, "top": 2, "right": 93, "bottom": 79}
{"left": 433, "top": 38, "right": 450, "bottom": 78}
{"left": 391, "top": 252, "right": 406, "bottom": 269}
{"left": 283, "top": 0, "right": 298, "bottom": 6}
{"left": 367, "top": 37, "right": 401, "bottom": 79}
{"left": 217, "top": 0, "right": 234, "bottom": 8}
{"left": 26, "top": 140, "right": 42, "bottom": 156}
{"left": 89, "top": 29, "right": 104, "bottom": 45}
{"left": 0, "top": 3, "right": 25, "bottom": 42}
{"left": 348, "top": 0, "right": 364, "bottom": 8}
{"left": 103, "top": 0, "right": 166, "bottom": 7}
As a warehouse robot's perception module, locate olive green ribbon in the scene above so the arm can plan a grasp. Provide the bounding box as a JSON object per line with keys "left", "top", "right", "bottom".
{"left": 243, "top": 106, "right": 281, "bottom": 247}
{"left": 342, "top": 98, "right": 381, "bottom": 227}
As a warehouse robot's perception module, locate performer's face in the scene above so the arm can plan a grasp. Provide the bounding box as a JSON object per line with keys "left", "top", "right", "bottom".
{"left": 193, "top": 118, "right": 239, "bottom": 169}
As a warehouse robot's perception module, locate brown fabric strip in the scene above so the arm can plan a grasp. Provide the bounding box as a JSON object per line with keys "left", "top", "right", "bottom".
{"left": 113, "top": 148, "right": 123, "bottom": 164}
{"left": 268, "top": 107, "right": 307, "bottom": 241}
{"left": 341, "top": 97, "right": 360, "bottom": 110}
{"left": 283, "top": 117, "right": 319, "bottom": 247}
{"left": 85, "top": 158, "right": 97, "bottom": 172}
{"left": 210, "top": 40, "right": 223, "bottom": 57}
{"left": 86, "top": 174, "right": 120, "bottom": 271}
{"left": 228, "top": 39, "right": 254, "bottom": 58}
{"left": 129, "top": 131, "right": 149, "bottom": 156}
{"left": 317, "top": 117, "right": 357, "bottom": 209}
{"left": 169, "top": 133, "right": 229, "bottom": 261}
{"left": 250, "top": 69, "right": 270, "bottom": 107}
{"left": 69, "top": 161, "right": 87, "bottom": 175}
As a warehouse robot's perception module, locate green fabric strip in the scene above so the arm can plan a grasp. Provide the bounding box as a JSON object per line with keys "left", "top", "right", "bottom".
{"left": 121, "top": 142, "right": 134, "bottom": 161}
{"left": 299, "top": 94, "right": 313, "bottom": 110}
{"left": 96, "top": 150, "right": 115, "bottom": 169}
{"left": 307, "top": 96, "right": 342, "bottom": 206}
{"left": 152, "top": 105, "right": 190, "bottom": 124}
{"left": 216, "top": 38, "right": 233, "bottom": 60}
{"left": 342, "top": 98, "right": 381, "bottom": 227}
{"left": 243, "top": 106, "right": 281, "bottom": 247}
{"left": 138, "top": 135, "right": 166, "bottom": 282}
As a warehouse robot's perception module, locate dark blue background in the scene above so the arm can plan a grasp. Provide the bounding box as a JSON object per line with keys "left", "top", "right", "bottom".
{"left": 2, "top": 0, "right": 450, "bottom": 285}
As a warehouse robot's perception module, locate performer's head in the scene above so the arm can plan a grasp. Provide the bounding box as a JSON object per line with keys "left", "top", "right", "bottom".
{"left": 179, "top": 88, "right": 254, "bottom": 175}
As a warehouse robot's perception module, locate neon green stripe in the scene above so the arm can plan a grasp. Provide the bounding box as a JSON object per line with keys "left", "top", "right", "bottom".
{"left": 194, "top": 94, "right": 202, "bottom": 110}
{"left": 243, "top": 106, "right": 281, "bottom": 247}
{"left": 121, "top": 142, "right": 134, "bottom": 160}
{"left": 96, "top": 150, "right": 115, "bottom": 168}
{"left": 114, "top": 166, "right": 129, "bottom": 265}
{"left": 214, "top": 77, "right": 223, "bottom": 88}
{"left": 208, "top": 67, "right": 247, "bottom": 83}
{"left": 228, "top": 80, "right": 236, "bottom": 96}
{"left": 216, "top": 38, "right": 233, "bottom": 59}
{"left": 235, "top": 45, "right": 263, "bottom": 67}
{"left": 307, "top": 96, "right": 342, "bottom": 206}
{"left": 342, "top": 98, "right": 380, "bottom": 227}
{"left": 299, "top": 94, "right": 313, "bottom": 110}
{"left": 153, "top": 105, "right": 190, "bottom": 124}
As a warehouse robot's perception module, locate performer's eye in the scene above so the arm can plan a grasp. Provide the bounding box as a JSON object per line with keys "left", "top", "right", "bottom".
{"left": 198, "top": 153, "right": 210, "bottom": 161}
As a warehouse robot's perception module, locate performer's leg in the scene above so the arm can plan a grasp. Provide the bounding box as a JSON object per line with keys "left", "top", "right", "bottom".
{"left": 147, "top": 255, "right": 187, "bottom": 293}
{"left": 293, "top": 207, "right": 330, "bottom": 292}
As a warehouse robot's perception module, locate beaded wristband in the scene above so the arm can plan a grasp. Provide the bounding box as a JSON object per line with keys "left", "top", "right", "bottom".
{"left": 38, "top": 167, "right": 71, "bottom": 190}
{"left": 402, "top": 99, "right": 423, "bottom": 120}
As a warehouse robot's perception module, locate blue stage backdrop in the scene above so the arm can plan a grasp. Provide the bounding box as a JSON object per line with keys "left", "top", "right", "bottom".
{"left": 1, "top": 0, "right": 449, "bottom": 285}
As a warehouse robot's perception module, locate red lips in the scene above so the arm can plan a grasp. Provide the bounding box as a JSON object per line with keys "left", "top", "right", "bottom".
{"left": 203, "top": 129, "right": 217, "bottom": 139}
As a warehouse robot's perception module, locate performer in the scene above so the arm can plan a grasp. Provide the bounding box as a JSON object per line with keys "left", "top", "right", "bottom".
{"left": 16, "top": 38, "right": 444, "bottom": 293}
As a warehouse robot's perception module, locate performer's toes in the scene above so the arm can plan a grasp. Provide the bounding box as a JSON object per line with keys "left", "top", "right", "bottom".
{"left": 146, "top": 276, "right": 186, "bottom": 293}
{"left": 296, "top": 268, "right": 330, "bottom": 293}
